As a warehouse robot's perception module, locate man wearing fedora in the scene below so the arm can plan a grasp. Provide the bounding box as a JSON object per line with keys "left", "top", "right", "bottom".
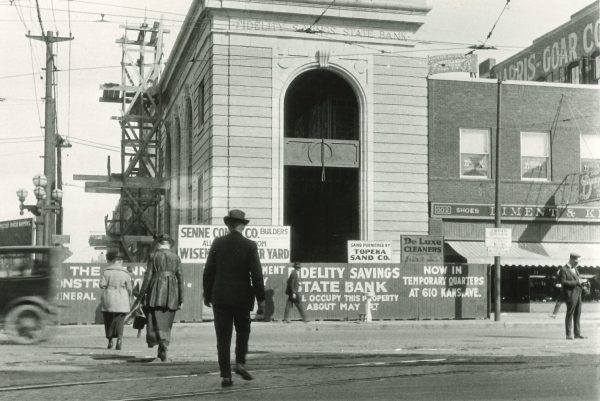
{"left": 558, "top": 252, "right": 586, "bottom": 340}
{"left": 203, "top": 209, "right": 265, "bottom": 388}
{"left": 136, "top": 234, "right": 184, "bottom": 361}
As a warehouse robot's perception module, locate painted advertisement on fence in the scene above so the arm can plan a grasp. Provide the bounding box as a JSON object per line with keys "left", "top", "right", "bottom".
{"left": 55, "top": 263, "right": 204, "bottom": 324}
{"left": 178, "top": 225, "right": 290, "bottom": 264}
{"left": 262, "top": 263, "right": 488, "bottom": 320}
{"left": 55, "top": 262, "right": 487, "bottom": 324}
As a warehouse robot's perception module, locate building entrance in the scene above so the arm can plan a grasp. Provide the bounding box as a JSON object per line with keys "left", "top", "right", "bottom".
{"left": 283, "top": 70, "right": 360, "bottom": 263}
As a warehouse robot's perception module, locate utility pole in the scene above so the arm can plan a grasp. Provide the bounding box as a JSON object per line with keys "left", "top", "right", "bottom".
{"left": 494, "top": 78, "right": 502, "bottom": 321}
{"left": 56, "top": 135, "right": 72, "bottom": 235}
{"left": 26, "top": 31, "right": 73, "bottom": 245}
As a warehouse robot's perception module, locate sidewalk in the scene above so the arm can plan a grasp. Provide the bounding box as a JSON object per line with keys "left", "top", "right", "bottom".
{"left": 46, "top": 307, "right": 600, "bottom": 337}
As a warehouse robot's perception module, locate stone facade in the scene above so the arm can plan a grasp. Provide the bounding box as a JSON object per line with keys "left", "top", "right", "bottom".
{"left": 157, "top": 0, "right": 432, "bottom": 261}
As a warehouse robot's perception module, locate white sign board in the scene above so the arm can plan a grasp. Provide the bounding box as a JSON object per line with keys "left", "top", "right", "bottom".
{"left": 177, "top": 225, "right": 290, "bottom": 263}
{"left": 485, "top": 228, "right": 512, "bottom": 247}
{"left": 347, "top": 241, "right": 392, "bottom": 263}
{"left": 485, "top": 228, "right": 512, "bottom": 256}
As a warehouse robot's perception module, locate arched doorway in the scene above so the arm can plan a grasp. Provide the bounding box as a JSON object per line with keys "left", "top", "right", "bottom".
{"left": 284, "top": 70, "right": 360, "bottom": 263}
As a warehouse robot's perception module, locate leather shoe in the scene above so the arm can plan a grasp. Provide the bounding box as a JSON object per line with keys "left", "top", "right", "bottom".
{"left": 234, "top": 363, "right": 254, "bottom": 380}
{"left": 566, "top": 336, "right": 573, "bottom": 340}
{"left": 575, "top": 335, "right": 587, "bottom": 339}
{"left": 107, "top": 339, "right": 113, "bottom": 349}
{"left": 115, "top": 339, "right": 122, "bottom": 350}
{"left": 158, "top": 343, "right": 168, "bottom": 361}
{"left": 221, "top": 378, "right": 233, "bottom": 388}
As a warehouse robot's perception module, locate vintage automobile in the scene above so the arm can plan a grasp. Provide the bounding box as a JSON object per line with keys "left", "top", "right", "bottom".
{"left": 0, "top": 246, "right": 59, "bottom": 344}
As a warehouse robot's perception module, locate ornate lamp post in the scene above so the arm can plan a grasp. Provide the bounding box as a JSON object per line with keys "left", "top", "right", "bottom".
{"left": 16, "top": 174, "right": 62, "bottom": 245}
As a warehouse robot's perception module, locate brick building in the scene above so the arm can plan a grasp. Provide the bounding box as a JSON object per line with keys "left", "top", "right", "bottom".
{"left": 480, "top": 1, "right": 600, "bottom": 84}
{"left": 428, "top": 76, "right": 600, "bottom": 309}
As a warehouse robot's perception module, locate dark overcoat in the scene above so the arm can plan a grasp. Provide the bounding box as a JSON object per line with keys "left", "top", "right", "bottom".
{"left": 559, "top": 264, "right": 582, "bottom": 299}
{"left": 203, "top": 230, "right": 265, "bottom": 310}
{"left": 139, "top": 248, "right": 184, "bottom": 311}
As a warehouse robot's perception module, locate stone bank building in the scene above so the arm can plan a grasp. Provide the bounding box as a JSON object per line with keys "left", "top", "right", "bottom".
{"left": 158, "top": 0, "right": 431, "bottom": 263}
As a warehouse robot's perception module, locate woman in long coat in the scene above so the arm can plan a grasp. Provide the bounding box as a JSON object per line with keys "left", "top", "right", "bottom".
{"left": 100, "top": 251, "right": 132, "bottom": 350}
{"left": 136, "top": 234, "right": 183, "bottom": 361}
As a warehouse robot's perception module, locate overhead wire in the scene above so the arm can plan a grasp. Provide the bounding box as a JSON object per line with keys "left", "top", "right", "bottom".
{"left": 466, "top": 0, "right": 511, "bottom": 54}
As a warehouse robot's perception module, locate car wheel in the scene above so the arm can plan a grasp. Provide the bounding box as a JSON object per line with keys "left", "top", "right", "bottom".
{"left": 5, "top": 304, "right": 48, "bottom": 345}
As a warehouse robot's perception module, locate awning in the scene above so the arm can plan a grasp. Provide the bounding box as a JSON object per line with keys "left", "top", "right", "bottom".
{"left": 446, "top": 241, "right": 600, "bottom": 267}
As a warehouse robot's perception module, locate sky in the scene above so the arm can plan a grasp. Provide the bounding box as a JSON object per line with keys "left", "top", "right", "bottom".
{"left": 0, "top": 0, "right": 595, "bottom": 261}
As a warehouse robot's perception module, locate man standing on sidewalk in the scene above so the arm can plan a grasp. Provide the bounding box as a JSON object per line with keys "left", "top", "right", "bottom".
{"left": 559, "top": 252, "right": 586, "bottom": 340}
{"left": 203, "top": 209, "right": 266, "bottom": 388}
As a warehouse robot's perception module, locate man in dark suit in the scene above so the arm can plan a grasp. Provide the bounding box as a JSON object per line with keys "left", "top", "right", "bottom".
{"left": 559, "top": 252, "right": 586, "bottom": 340}
{"left": 203, "top": 209, "right": 265, "bottom": 388}
{"left": 283, "top": 262, "right": 309, "bottom": 323}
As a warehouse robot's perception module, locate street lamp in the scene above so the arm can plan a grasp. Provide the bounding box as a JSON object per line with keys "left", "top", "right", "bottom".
{"left": 16, "top": 174, "right": 62, "bottom": 244}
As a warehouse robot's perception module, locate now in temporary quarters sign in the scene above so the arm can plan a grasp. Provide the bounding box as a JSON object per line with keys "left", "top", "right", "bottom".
{"left": 177, "top": 225, "right": 291, "bottom": 264}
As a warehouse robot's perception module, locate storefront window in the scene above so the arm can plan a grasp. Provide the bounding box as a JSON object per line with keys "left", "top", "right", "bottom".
{"left": 460, "top": 128, "right": 490, "bottom": 178}
{"left": 567, "top": 62, "right": 580, "bottom": 84}
{"left": 580, "top": 134, "right": 600, "bottom": 173}
{"left": 521, "top": 132, "right": 549, "bottom": 181}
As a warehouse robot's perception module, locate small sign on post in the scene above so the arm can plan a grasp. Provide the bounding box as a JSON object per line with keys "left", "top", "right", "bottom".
{"left": 485, "top": 228, "right": 511, "bottom": 256}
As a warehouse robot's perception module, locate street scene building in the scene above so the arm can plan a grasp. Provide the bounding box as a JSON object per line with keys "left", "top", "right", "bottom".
{"left": 428, "top": 76, "right": 600, "bottom": 310}
{"left": 155, "top": 0, "right": 431, "bottom": 264}
{"left": 480, "top": 1, "right": 600, "bottom": 84}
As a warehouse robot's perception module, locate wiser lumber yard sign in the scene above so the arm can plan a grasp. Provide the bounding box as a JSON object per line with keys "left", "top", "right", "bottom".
{"left": 400, "top": 235, "right": 444, "bottom": 263}
{"left": 262, "top": 263, "right": 487, "bottom": 320}
{"left": 0, "top": 218, "right": 34, "bottom": 246}
{"left": 347, "top": 241, "right": 392, "bottom": 263}
{"left": 178, "top": 225, "right": 290, "bottom": 263}
{"left": 431, "top": 203, "right": 600, "bottom": 222}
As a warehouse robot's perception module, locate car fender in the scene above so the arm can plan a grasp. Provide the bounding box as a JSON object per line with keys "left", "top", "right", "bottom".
{"left": 3, "top": 296, "right": 52, "bottom": 318}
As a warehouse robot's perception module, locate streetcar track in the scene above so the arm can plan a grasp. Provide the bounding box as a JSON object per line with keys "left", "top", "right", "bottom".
{"left": 0, "top": 358, "right": 446, "bottom": 393}
{"left": 1, "top": 357, "right": 589, "bottom": 396}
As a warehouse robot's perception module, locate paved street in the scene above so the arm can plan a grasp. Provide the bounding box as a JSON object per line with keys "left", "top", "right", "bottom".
{"left": 0, "top": 307, "right": 598, "bottom": 400}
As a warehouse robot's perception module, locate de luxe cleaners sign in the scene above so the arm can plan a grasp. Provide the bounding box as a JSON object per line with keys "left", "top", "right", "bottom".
{"left": 177, "top": 225, "right": 290, "bottom": 263}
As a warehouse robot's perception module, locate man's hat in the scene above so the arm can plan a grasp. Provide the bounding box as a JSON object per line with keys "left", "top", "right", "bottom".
{"left": 106, "top": 250, "right": 125, "bottom": 262}
{"left": 569, "top": 252, "right": 581, "bottom": 260}
{"left": 154, "top": 234, "right": 175, "bottom": 247}
{"left": 223, "top": 209, "right": 249, "bottom": 225}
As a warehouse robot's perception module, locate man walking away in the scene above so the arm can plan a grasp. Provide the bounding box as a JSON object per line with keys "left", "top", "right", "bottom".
{"left": 203, "top": 209, "right": 265, "bottom": 388}
{"left": 559, "top": 252, "right": 586, "bottom": 340}
{"left": 283, "top": 262, "right": 309, "bottom": 323}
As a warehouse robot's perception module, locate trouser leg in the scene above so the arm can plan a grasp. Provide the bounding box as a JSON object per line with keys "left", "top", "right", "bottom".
{"left": 565, "top": 297, "right": 576, "bottom": 337}
{"left": 295, "top": 300, "right": 307, "bottom": 321}
{"left": 283, "top": 299, "right": 292, "bottom": 321}
{"left": 213, "top": 305, "right": 234, "bottom": 378}
{"left": 233, "top": 307, "right": 251, "bottom": 365}
{"left": 574, "top": 295, "right": 582, "bottom": 337}
{"left": 552, "top": 298, "right": 562, "bottom": 315}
